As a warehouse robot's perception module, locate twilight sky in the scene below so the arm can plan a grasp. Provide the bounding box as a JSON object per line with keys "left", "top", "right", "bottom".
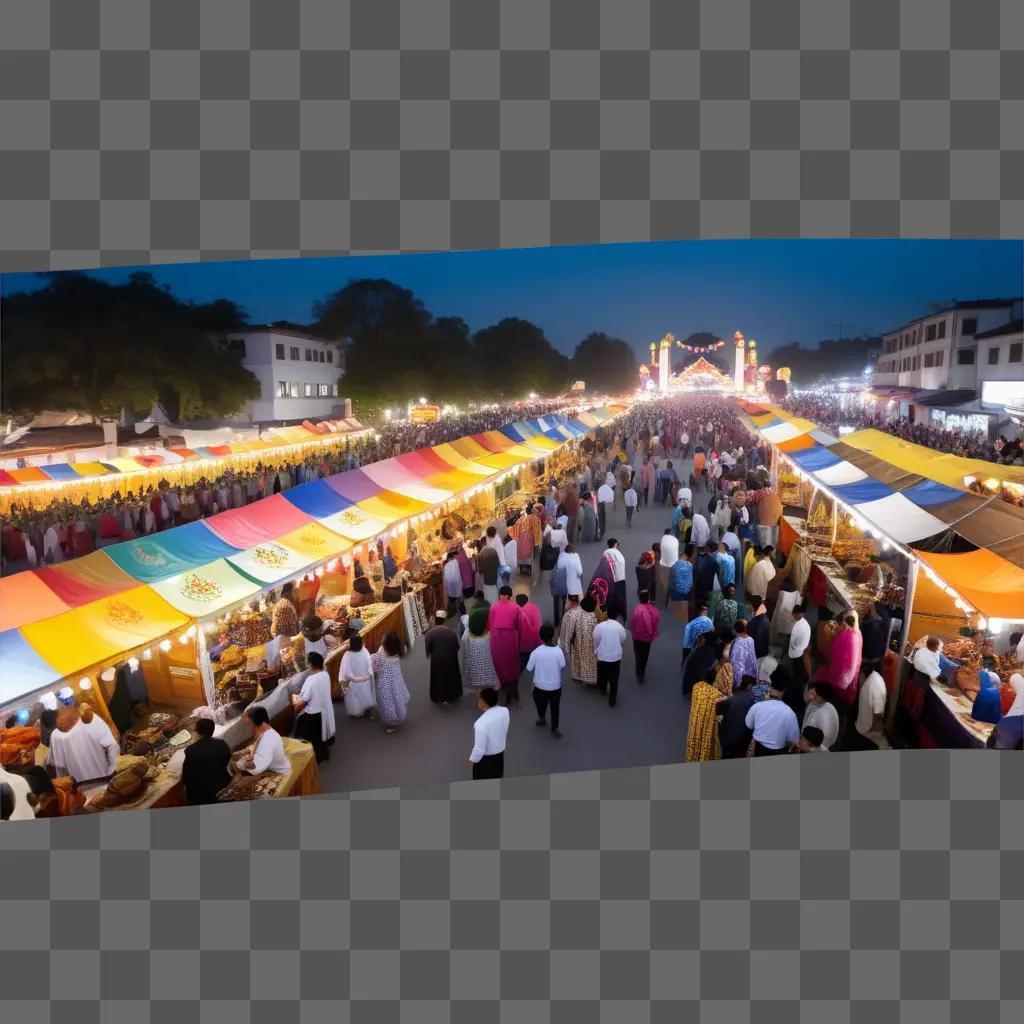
{"left": 3, "top": 239, "right": 1021, "bottom": 358}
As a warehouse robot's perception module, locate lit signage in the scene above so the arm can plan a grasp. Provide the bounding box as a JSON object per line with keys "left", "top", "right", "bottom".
{"left": 981, "top": 380, "right": 1024, "bottom": 407}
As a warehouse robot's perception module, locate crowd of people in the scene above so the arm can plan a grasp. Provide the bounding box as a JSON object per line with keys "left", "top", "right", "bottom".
{"left": 0, "top": 399, "right": 575, "bottom": 573}
{"left": 781, "top": 393, "right": 1023, "bottom": 466}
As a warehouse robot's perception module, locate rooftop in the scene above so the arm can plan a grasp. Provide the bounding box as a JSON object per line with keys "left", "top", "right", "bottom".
{"left": 975, "top": 318, "right": 1024, "bottom": 340}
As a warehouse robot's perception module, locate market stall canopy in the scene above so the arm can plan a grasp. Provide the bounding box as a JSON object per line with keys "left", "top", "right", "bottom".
{"left": 278, "top": 478, "right": 354, "bottom": 520}
{"left": 324, "top": 468, "right": 385, "bottom": 504}
{"left": 150, "top": 558, "right": 262, "bottom": 617}
{"left": 0, "top": 629, "right": 63, "bottom": 702}
{"left": 103, "top": 521, "right": 242, "bottom": 584}
{"left": 33, "top": 550, "right": 138, "bottom": 608}
{"left": 355, "top": 489, "right": 433, "bottom": 526}
{"left": 359, "top": 459, "right": 454, "bottom": 505}
{"left": 429, "top": 443, "right": 494, "bottom": 476}
{"left": 318, "top": 505, "right": 390, "bottom": 542}
{"left": 20, "top": 585, "right": 191, "bottom": 678}
{"left": 914, "top": 548, "right": 1024, "bottom": 621}
{"left": 204, "top": 493, "right": 314, "bottom": 549}
{"left": 0, "top": 571, "right": 73, "bottom": 632}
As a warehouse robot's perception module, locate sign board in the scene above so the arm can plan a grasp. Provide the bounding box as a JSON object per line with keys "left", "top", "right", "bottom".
{"left": 411, "top": 404, "right": 441, "bottom": 424}
{"left": 571, "top": 380, "right": 586, "bottom": 391}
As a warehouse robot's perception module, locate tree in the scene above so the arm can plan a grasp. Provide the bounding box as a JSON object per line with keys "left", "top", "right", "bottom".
{"left": 431, "top": 317, "right": 476, "bottom": 401}
{"left": 471, "top": 318, "right": 570, "bottom": 398}
{"left": 761, "top": 336, "right": 882, "bottom": 385}
{"left": 569, "top": 332, "right": 638, "bottom": 393}
{"left": 312, "top": 278, "right": 435, "bottom": 408}
{"left": 1, "top": 272, "right": 260, "bottom": 423}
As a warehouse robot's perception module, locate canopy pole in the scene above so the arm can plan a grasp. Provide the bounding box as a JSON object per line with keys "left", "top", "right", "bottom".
{"left": 889, "top": 556, "right": 919, "bottom": 733}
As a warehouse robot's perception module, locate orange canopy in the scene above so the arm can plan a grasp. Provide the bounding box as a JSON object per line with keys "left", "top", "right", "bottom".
{"left": 913, "top": 548, "right": 1024, "bottom": 622}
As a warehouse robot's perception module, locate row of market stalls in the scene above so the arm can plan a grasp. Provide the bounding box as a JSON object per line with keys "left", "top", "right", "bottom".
{"left": 739, "top": 399, "right": 1024, "bottom": 747}
{"left": 0, "top": 417, "right": 371, "bottom": 514}
{"left": 0, "top": 404, "right": 626, "bottom": 791}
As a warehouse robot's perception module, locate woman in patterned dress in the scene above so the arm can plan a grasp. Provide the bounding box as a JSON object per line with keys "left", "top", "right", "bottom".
{"left": 685, "top": 659, "right": 733, "bottom": 762}
{"left": 459, "top": 605, "right": 500, "bottom": 693}
{"left": 370, "top": 632, "right": 411, "bottom": 734}
{"left": 559, "top": 594, "right": 598, "bottom": 686}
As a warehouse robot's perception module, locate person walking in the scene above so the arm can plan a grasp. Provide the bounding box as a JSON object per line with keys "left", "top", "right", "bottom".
{"left": 596, "top": 477, "right": 614, "bottom": 540}
{"left": 553, "top": 543, "right": 583, "bottom": 626}
{"left": 527, "top": 623, "right": 566, "bottom": 737}
{"left": 291, "top": 651, "right": 336, "bottom": 762}
{"left": 460, "top": 606, "right": 500, "bottom": 693}
{"left": 623, "top": 480, "right": 638, "bottom": 527}
{"left": 744, "top": 677, "right": 800, "bottom": 755}
{"left": 628, "top": 590, "right": 661, "bottom": 683}
{"left": 371, "top": 632, "right": 412, "bottom": 734}
{"left": 560, "top": 594, "right": 598, "bottom": 687}
{"left": 424, "top": 611, "right": 463, "bottom": 705}
{"left": 468, "top": 687, "right": 509, "bottom": 780}
{"left": 593, "top": 613, "right": 628, "bottom": 707}
{"left": 668, "top": 543, "right": 694, "bottom": 626}
{"left": 516, "top": 592, "right": 542, "bottom": 674}
{"left": 488, "top": 586, "right": 522, "bottom": 706}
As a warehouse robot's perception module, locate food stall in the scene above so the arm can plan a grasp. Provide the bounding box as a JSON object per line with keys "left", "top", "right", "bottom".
{"left": 739, "top": 398, "right": 1024, "bottom": 749}
{"left": 0, "top": 405, "right": 625, "bottom": 815}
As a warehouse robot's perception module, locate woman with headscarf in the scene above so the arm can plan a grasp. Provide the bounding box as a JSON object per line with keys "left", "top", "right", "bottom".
{"left": 684, "top": 654, "right": 732, "bottom": 762}
{"left": 460, "top": 606, "right": 500, "bottom": 693}
{"left": 971, "top": 669, "right": 1003, "bottom": 724}
{"left": 635, "top": 549, "right": 657, "bottom": 603}
{"left": 340, "top": 634, "right": 376, "bottom": 718}
{"left": 560, "top": 594, "right": 598, "bottom": 687}
{"left": 487, "top": 587, "right": 522, "bottom": 705}
{"left": 815, "top": 611, "right": 863, "bottom": 710}
{"left": 988, "top": 673, "right": 1023, "bottom": 750}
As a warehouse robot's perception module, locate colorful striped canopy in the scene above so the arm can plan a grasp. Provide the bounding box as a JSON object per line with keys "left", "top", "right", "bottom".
{"left": 0, "top": 403, "right": 625, "bottom": 705}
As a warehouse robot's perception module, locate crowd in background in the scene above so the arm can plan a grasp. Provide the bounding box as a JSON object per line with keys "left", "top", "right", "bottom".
{"left": 782, "top": 393, "right": 1023, "bottom": 465}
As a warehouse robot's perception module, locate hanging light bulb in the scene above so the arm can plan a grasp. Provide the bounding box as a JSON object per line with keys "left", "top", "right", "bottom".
{"left": 79, "top": 677, "right": 92, "bottom": 691}
{"left": 160, "top": 639, "right": 172, "bottom": 652}
{"left": 128, "top": 656, "right": 140, "bottom": 672}
{"left": 186, "top": 625, "right": 196, "bottom": 638}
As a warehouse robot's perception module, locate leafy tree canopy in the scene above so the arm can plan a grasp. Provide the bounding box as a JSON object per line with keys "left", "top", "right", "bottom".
{"left": 471, "top": 318, "right": 570, "bottom": 398}
{"left": 762, "top": 336, "right": 881, "bottom": 385}
{"left": 569, "top": 332, "right": 638, "bottom": 393}
{"left": 1, "top": 272, "right": 260, "bottom": 422}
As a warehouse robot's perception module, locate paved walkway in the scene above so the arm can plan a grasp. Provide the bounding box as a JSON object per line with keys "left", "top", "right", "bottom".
{"left": 317, "top": 458, "right": 700, "bottom": 794}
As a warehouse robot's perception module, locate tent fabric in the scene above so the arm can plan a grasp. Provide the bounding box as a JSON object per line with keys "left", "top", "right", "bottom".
{"left": 831, "top": 479, "right": 895, "bottom": 505}
{"left": 103, "top": 521, "right": 242, "bottom": 584}
{"left": 500, "top": 424, "right": 530, "bottom": 443}
{"left": 69, "top": 461, "right": 111, "bottom": 477}
{"left": 0, "top": 571, "right": 73, "bottom": 632}
{"left": 0, "top": 629, "right": 63, "bottom": 703}
{"left": 812, "top": 461, "right": 869, "bottom": 487}
{"left": 40, "top": 464, "right": 81, "bottom": 481}
{"left": 429, "top": 443, "right": 494, "bottom": 476}
{"left": 777, "top": 434, "right": 817, "bottom": 452}
{"left": 150, "top": 559, "right": 262, "bottom": 618}
{"left": 325, "top": 468, "right": 385, "bottom": 504}
{"left": 280, "top": 479, "right": 354, "bottom": 519}
{"left": 33, "top": 551, "right": 138, "bottom": 607}
{"left": 851, "top": 494, "right": 949, "bottom": 544}
{"left": 227, "top": 538, "right": 318, "bottom": 586}
{"left": 21, "top": 585, "right": 191, "bottom": 678}
{"left": 760, "top": 421, "right": 810, "bottom": 443}
{"left": 914, "top": 548, "right": 1024, "bottom": 621}
{"left": 9, "top": 467, "right": 50, "bottom": 483}
{"left": 902, "top": 480, "right": 969, "bottom": 508}
{"left": 274, "top": 522, "right": 349, "bottom": 562}
{"left": 359, "top": 460, "right": 454, "bottom": 504}
{"left": 204, "top": 493, "right": 313, "bottom": 548}
{"left": 470, "top": 432, "right": 512, "bottom": 454}
{"left": 790, "top": 446, "right": 843, "bottom": 472}
{"left": 319, "top": 506, "right": 390, "bottom": 541}
{"left": 395, "top": 449, "right": 455, "bottom": 478}
{"left": 355, "top": 490, "right": 432, "bottom": 525}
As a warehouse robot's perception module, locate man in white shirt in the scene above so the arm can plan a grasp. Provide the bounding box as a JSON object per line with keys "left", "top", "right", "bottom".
{"left": 242, "top": 706, "right": 291, "bottom": 774}
{"left": 604, "top": 538, "right": 627, "bottom": 582}
{"left": 788, "top": 604, "right": 812, "bottom": 688}
{"left": 48, "top": 705, "right": 118, "bottom": 782}
{"left": 746, "top": 546, "right": 777, "bottom": 603}
{"left": 443, "top": 549, "right": 465, "bottom": 617}
{"left": 292, "top": 651, "right": 336, "bottom": 763}
{"left": 659, "top": 528, "right": 679, "bottom": 608}
{"left": 744, "top": 680, "right": 800, "bottom": 754}
{"left": 469, "top": 687, "right": 510, "bottom": 779}
{"left": 527, "top": 624, "right": 566, "bottom": 737}
{"left": 802, "top": 682, "right": 840, "bottom": 750}
{"left": 486, "top": 526, "right": 507, "bottom": 565}
{"left": 855, "top": 669, "right": 890, "bottom": 750}
{"left": 502, "top": 535, "right": 519, "bottom": 585}
{"left": 912, "top": 636, "right": 943, "bottom": 680}
{"left": 623, "top": 484, "right": 638, "bottom": 526}
{"left": 596, "top": 481, "right": 614, "bottom": 540}
{"left": 557, "top": 544, "right": 584, "bottom": 596}
{"left": 677, "top": 485, "right": 693, "bottom": 508}
{"left": 691, "top": 512, "right": 711, "bottom": 549}
{"left": 593, "top": 616, "right": 628, "bottom": 707}
{"left": 545, "top": 522, "right": 569, "bottom": 551}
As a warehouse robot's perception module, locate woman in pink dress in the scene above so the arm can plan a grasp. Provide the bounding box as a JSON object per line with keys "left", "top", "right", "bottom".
{"left": 815, "top": 611, "right": 863, "bottom": 710}
{"left": 487, "top": 586, "right": 522, "bottom": 706}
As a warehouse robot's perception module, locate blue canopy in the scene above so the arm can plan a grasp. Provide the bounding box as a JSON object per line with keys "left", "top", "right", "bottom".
{"left": 789, "top": 446, "right": 842, "bottom": 472}
{"left": 500, "top": 424, "right": 530, "bottom": 443}
{"left": 282, "top": 478, "right": 354, "bottom": 519}
{"left": 832, "top": 479, "right": 894, "bottom": 505}
{"left": 903, "top": 479, "right": 968, "bottom": 508}
{"left": 104, "top": 521, "right": 242, "bottom": 583}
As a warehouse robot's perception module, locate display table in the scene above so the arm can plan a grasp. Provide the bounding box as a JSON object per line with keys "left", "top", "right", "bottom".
{"left": 896, "top": 661, "right": 991, "bottom": 749}
{"left": 82, "top": 736, "right": 320, "bottom": 811}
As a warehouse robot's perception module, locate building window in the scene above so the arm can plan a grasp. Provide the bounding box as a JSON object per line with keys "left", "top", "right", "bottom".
{"left": 962, "top": 318, "right": 977, "bottom": 335}
{"left": 1010, "top": 342, "right": 1023, "bottom": 363}
{"left": 277, "top": 381, "right": 288, "bottom": 398}
{"left": 290, "top": 346, "right": 299, "bottom": 360}
{"left": 936, "top": 351, "right": 944, "bottom": 367}
{"left": 289, "top": 382, "right": 299, "bottom": 397}
{"left": 318, "top": 383, "right": 330, "bottom": 397}
{"left": 937, "top": 321, "right": 946, "bottom": 339}
{"left": 957, "top": 349, "right": 975, "bottom": 365}
{"left": 327, "top": 350, "right": 333, "bottom": 364}
{"left": 333, "top": 383, "right": 339, "bottom": 396}
{"left": 275, "top": 343, "right": 285, "bottom": 360}
{"left": 304, "top": 383, "right": 313, "bottom": 397}
{"left": 988, "top": 347, "right": 1000, "bottom": 365}
{"left": 304, "top": 349, "right": 311, "bottom": 360}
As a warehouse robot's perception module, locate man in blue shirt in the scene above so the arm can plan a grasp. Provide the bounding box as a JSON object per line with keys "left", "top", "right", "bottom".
{"left": 715, "top": 541, "right": 736, "bottom": 589}
{"left": 683, "top": 605, "right": 714, "bottom": 659}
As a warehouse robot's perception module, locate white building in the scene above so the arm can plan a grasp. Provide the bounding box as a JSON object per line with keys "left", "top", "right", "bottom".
{"left": 873, "top": 298, "right": 1023, "bottom": 437}
{"left": 215, "top": 326, "right": 347, "bottom": 423}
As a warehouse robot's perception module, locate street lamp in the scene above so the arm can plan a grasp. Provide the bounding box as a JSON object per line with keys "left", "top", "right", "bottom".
{"left": 419, "top": 397, "right": 427, "bottom": 405}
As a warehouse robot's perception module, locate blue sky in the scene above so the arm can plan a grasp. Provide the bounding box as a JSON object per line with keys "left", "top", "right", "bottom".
{"left": 3, "top": 239, "right": 1020, "bottom": 357}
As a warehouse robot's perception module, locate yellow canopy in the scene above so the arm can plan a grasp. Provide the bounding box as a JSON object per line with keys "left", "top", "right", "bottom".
{"left": 356, "top": 490, "right": 432, "bottom": 526}
{"left": 430, "top": 444, "right": 494, "bottom": 476}
{"left": 276, "top": 521, "right": 350, "bottom": 561}
{"left": 842, "top": 429, "right": 1024, "bottom": 491}
{"left": 21, "top": 585, "right": 190, "bottom": 677}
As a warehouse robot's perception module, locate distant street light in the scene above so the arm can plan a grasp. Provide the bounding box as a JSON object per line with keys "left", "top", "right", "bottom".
{"left": 419, "top": 396, "right": 427, "bottom": 405}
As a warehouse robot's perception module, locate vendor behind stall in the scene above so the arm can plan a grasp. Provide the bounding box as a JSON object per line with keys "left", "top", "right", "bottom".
{"left": 181, "top": 718, "right": 231, "bottom": 805}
